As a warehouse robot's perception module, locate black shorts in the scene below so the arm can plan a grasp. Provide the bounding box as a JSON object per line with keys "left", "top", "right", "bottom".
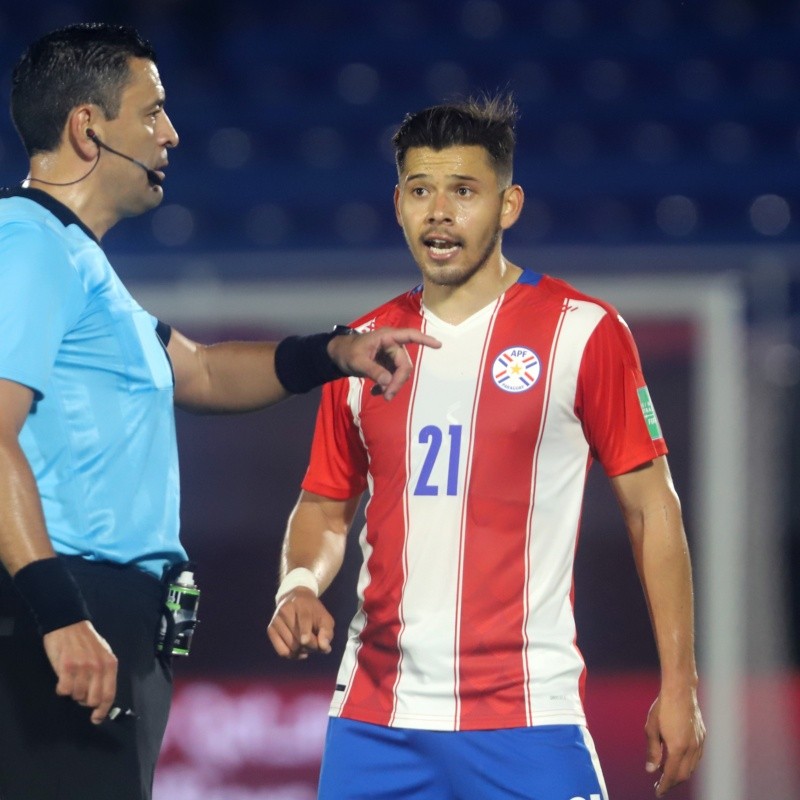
{"left": 0, "top": 557, "right": 173, "bottom": 800}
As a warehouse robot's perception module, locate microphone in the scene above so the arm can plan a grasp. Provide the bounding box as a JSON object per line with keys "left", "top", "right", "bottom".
{"left": 85, "top": 129, "right": 163, "bottom": 186}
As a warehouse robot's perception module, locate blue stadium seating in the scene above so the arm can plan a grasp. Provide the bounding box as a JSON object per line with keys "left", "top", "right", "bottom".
{"left": 0, "top": 0, "right": 797, "bottom": 266}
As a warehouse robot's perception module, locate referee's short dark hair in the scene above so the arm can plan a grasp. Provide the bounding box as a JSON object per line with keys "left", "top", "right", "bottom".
{"left": 11, "top": 22, "right": 156, "bottom": 157}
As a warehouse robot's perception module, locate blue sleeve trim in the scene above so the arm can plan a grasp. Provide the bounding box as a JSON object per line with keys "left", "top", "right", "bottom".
{"left": 155, "top": 320, "right": 172, "bottom": 346}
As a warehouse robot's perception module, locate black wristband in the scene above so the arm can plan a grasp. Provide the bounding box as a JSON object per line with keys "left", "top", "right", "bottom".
{"left": 13, "top": 557, "right": 91, "bottom": 634}
{"left": 274, "top": 328, "right": 355, "bottom": 394}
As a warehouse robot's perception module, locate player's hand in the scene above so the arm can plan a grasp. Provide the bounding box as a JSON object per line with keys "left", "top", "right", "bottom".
{"left": 644, "top": 688, "right": 705, "bottom": 796}
{"left": 42, "top": 620, "right": 118, "bottom": 725}
{"left": 327, "top": 327, "right": 441, "bottom": 401}
{"left": 268, "top": 587, "right": 335, "bottom": 659}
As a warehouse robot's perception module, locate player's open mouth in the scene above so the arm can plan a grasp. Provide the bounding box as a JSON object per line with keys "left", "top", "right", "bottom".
{"left": 424, "top": 237, "right": 461, "bottom": 258}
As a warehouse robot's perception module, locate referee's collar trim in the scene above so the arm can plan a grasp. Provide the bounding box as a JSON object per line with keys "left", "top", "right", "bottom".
{"left": 0, "top": 186, "right": 100, "bottom": 244}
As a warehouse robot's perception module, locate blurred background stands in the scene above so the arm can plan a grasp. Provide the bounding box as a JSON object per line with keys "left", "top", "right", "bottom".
{"left": 0, "top": 0, "right": 797, "bottom": 266}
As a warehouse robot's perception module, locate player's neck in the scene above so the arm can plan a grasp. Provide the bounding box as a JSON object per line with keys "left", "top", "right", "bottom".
{"left": 423, "top": 259, "right": 522, "bottom": 325}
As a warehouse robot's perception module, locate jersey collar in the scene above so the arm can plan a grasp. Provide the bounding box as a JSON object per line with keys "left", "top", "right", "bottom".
{"left": 0, "top": 185, "right": 99, "bottom": 244}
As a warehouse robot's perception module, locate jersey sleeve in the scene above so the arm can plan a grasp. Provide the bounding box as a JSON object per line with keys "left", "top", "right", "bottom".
{"left": 0, "top": 221, "right": 85, "bottom": 396}
{"left": 575, "top": 310, "right": 667, "bottom": 476}
{"left": 301, "top": 378, "right": 370, "bottom": 500}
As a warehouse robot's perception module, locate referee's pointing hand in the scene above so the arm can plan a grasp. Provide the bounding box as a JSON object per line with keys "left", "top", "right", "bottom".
{"left": 327, "top": 327, "right": 441, "bottom": 401}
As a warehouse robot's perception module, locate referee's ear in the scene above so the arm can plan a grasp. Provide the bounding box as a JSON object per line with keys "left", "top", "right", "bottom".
{"left": 67, "top": 105, "right": 102, "bottom": 162}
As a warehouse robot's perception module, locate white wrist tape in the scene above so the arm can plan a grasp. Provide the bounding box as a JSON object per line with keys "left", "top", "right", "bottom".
{"left": 275, "top": 567, "right": 319, "bottom": 603}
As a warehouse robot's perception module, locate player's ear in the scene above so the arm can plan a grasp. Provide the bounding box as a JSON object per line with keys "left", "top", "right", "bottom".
{"left": 500, "top": 184, "right": 524, "bottom": 230}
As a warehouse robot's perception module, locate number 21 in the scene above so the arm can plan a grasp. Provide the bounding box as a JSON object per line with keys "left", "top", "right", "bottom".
{"left": 414, "top": 424, "right": 462, "bottom": 496}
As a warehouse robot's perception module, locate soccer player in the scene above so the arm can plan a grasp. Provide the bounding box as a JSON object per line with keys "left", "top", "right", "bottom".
{"left": 268, "top": 94, "right": 705, "bottom": 798}
{"left": 0, "top": 23, "right": 437, "bottom": 800}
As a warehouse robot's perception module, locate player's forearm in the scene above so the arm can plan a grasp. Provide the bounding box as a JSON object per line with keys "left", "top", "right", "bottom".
{"left": 628, "top": 494, "right": 699, "bottom": 691}
{"left": 279, "top": 493, "right": 357, "bottom": 595}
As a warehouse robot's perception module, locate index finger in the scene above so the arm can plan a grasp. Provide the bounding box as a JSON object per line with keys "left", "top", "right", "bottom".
{"left": 382, "top": 329, "right": 441, "bottom": 349}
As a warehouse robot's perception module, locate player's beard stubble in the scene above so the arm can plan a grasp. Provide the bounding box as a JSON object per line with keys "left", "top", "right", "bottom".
{"left": 411, "top": 221, "right": 503, "bottom": 289}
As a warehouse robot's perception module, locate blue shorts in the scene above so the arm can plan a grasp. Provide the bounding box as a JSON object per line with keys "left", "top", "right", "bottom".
{"left": 318, "top": 718, "right": 608, "bottom": 800}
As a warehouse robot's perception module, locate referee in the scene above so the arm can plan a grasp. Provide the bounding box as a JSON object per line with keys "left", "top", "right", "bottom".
{"left": 0, "top": 22, "right": 438, "bottom": 800}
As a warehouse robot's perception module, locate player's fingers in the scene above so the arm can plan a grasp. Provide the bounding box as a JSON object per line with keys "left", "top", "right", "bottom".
{"left": 684, "top": 735, "right": 705, "bottom": 779}
{"left": 268, "top": 615, "right": 301, "bottom": 657}
{"left": 267, "top": 626, "right": 293, "bottom": 658}
{"left": 656, "top": 738, "right": 702, "bottom": 797}
{"left": 690, "top": 716, "right": 706, "bottom": 773}
{"left": 693, "top": 737, "right": 705, "bottom": 772}
{"left": 678, "top": 736, "right": 703, "bottom": 784}
{"left": 644, "top": 702, "right": 663, "bottom": 776}
{"left": 655, "top": 753, "right": 686, "bottom": 797}
{"left": 267, "top": 624, "right": 292, "bottom": 657}
{"left": 293, "top": 601, "right": 322, "bottom": 650}
{"left": 315, "top": 613, "right": 335, "bottom": 654}
{"left": 644, "top": 732, "right": 662, "bottom": 776}
{"left": 654, "top": 764, "right": 675, "bottom": 796}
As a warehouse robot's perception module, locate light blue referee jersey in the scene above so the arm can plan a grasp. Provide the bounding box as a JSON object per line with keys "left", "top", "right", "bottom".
{"left": 0, "top": 188, "right": 187, "bottom": 578}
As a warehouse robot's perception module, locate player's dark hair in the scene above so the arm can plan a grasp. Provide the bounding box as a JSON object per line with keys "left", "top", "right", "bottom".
{"left": 392, "top": 93, "right": 518, "bottom": 187}
{"left": 11, "top": 22, "right": 156, "bottom": 157}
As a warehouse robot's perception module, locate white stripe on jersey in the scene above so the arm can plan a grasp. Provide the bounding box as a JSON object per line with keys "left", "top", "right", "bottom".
{"left": 390, "top": 300, "right": 502, "bottom": 728}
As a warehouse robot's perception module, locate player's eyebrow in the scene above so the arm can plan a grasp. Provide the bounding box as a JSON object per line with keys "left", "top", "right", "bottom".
{"left": 405, "top": 173, "right": 480, "bottom": 182}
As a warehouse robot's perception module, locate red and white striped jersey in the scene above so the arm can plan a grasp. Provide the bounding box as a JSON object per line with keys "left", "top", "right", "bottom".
{"left": 302, "top": 270, "right": 667, "bottom": 732}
